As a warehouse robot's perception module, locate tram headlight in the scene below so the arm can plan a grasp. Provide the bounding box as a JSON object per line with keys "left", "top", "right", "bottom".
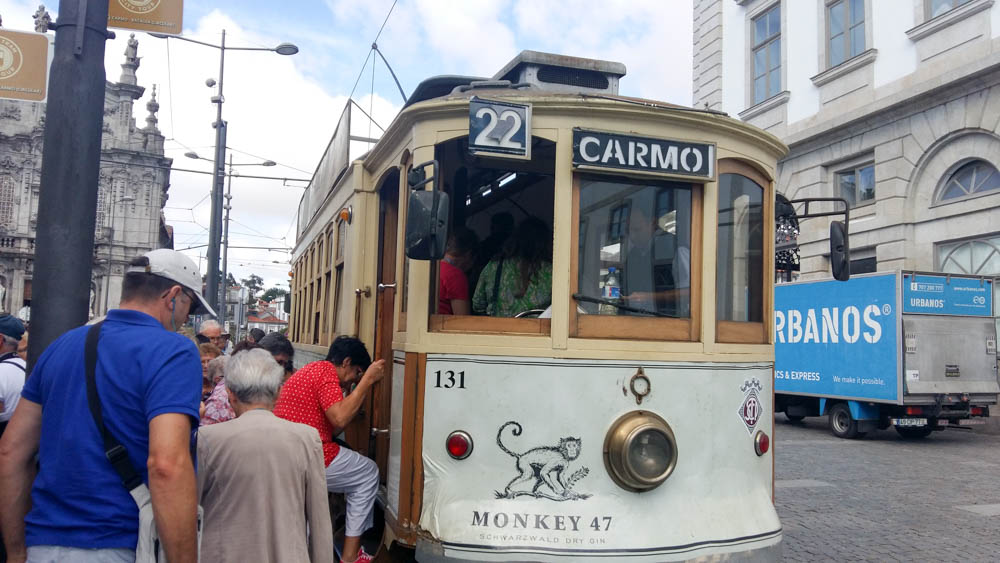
{"left": 603, "top": 411, "right": 677, "bottom": 492}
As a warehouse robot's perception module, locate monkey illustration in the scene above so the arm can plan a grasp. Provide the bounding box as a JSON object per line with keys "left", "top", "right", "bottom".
{"left": 495, "top": 421, "right": 590, "bottom": 501}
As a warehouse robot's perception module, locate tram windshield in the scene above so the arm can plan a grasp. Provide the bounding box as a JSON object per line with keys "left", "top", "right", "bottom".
{"left": 576, "top": 176, "right": 693, "bottom": 318}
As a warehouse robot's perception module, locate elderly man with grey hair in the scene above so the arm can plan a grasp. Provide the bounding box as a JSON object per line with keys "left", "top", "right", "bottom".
{"left": 197, "top": 319, "right": 225, "bottom": 352}
{"left": 196, "top": 349, "right": 332, "bottom": 562}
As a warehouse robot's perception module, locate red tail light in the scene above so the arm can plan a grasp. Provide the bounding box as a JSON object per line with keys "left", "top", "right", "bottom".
{"left": 446, "top": 431, "right": 473, "bottom": 460}
{"left": 905, "top": 406, "right": 924, "bottom": 416}
{"left": 754, "top": 431, "right": 769, "bottom": 456}
{"left": 971, "top": 407, "right": 985, "bottom": 416}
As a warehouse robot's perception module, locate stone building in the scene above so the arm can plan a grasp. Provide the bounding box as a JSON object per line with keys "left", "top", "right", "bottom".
{"left": 0, "top": 9, "right": 173, "bottom": 318}
{"left": 693, "top": 0, "right": 1000, "bottom": 294}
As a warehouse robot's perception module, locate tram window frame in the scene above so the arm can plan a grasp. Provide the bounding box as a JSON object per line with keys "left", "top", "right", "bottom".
{"left": 427, "top": 135, "right": 556, "bottom": 336}
{"left": 716, "top": 159, "right": 772, "bottom": 344}
{"left": 569, "top": 173, "right": 703, "bottom": 342}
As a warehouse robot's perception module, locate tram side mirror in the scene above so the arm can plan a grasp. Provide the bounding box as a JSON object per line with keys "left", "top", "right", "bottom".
{"left": 405, "top": 160, "right": 449, "bottom": 260}
{"left": 830, "top": 221, "right": 850, "bottom": 281}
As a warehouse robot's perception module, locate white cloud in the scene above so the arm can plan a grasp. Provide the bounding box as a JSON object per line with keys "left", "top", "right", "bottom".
{"left": 2, "top": 0, "right": 697, "bottom": 293}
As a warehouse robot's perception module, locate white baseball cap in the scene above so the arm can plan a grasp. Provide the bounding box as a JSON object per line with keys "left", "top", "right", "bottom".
{"left": 126, "top": 249, "right": 216, "bottom": 317}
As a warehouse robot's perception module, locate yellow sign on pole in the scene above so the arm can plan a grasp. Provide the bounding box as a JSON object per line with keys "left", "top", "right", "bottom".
{"left": 0, "top": 29, "right": 49, "bottom": 103}
{"left": 108, "top": 0, "right": 184, "bottom": 36}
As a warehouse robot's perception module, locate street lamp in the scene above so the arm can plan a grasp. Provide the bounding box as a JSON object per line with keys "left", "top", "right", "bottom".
{"left": 103, "top": 195, "right": 137, "bottom": 314}
{"left": 151, "top": 30, "right": 299, "bottom": 316}
{"left": 185, "top": 151, "right": 277, "bottom": 327}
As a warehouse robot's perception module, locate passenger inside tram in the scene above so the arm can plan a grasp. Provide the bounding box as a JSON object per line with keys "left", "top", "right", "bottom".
{"left": 434, "top": 136, "right": 555, "bottom": 319}
{"left": 472, "top": 217, "right": 552, "bottom": 317}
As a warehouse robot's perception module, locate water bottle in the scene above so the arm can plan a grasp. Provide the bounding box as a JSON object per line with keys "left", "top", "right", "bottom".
{"left": 600, "top": 267, "right": 620, "bottom": 315}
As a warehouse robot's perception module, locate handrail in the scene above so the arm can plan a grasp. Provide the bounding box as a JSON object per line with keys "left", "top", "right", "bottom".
{"left": 354, "top": 287, "right": 371, "bottom": 337}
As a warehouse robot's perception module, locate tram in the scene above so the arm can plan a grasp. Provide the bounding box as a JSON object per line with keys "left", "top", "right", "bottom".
{"left": 289, "top": 51, "right": 802, "bottom": 561}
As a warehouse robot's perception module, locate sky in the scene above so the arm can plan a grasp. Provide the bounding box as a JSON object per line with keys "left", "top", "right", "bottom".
{"left": 2, "top": 0, "right": 694, "bottom": 293}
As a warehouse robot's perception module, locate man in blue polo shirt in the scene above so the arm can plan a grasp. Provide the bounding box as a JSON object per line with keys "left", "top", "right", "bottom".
{"left": 0, "top": 249, "right": 213, "bottom": 563}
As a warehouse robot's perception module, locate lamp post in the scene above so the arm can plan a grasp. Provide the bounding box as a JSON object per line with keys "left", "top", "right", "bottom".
{"left": 185, "top": 151, "right": 275, "bottom": 329}
{"left": 152, "top": 31, "right": 298, "bottom": 315}
{"left": 103, "top": 195, "right": 136, "bottom": 314}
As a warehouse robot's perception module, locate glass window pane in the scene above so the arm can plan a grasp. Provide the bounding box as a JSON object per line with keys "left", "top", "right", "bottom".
{"left": 769, "top": 39, "right": 781, "bottom": 71}
{"left": 851, "top": 24, "right": 865, "bottom": 56}
{"left": 754, "top": 14, "right": 768, "bottom": 45}
{"left": 851, "top": 0, "right": 865, "bottom": 25}
{"left": 753, "top": 47, "right": 767, "bottom": 78}
{"left": 830, "top": 35, "right": 845, "bottom": 67}
{"left": 768, "top": 6, "right": 781, "bottom": 38}
{"left": 931, "top": 0, "right": 952, "bottom": 18}
{"left": 578, "top": 177, "right": 692, "bottom": 318}
{"left": 858, "top": 165, "right": 875, "bottom": 201}
{"left": 717, "top": 174, "right": 764, "bottom": 322}
{"left": 769, "top": 66, "right": 781, "bottom": 98}
{"left": 978, "top": 166, "right": 1000, "bottom": 193}
{"left": 754, "top": 76, "right": 767, "bottom": 104}
{"left": 838, "top": 171, "right": 856, "bottom": 206}
{"left": 942, "top": 183, "right": 966, "bottom": 200}
{"left": 829, "top": 1, "right": 845, "bottom": 36}
{"left": 971, "top": 242, "right": 999, "bottom": 275}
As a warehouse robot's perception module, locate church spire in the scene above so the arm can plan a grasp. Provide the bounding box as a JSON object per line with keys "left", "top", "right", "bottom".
{"left": 145, "top": 85, "right": 160, "bottom": 132}
{"left": 120, "top": 33, "right": 140, "bottom": 87}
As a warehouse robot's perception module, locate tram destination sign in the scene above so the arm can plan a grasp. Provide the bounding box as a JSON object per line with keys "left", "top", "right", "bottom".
{"left": 469, "top": 97, "right": 532, "bottom": 160}
{"left": 573, "top": 129, "right": 715, "bottom": 179}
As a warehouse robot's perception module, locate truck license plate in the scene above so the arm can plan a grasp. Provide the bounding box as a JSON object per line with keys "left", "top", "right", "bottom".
{"left": 892, "top": 418, "right": 927, "bottom": 427}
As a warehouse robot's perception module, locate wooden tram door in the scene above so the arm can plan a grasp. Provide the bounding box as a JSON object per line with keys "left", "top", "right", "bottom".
{"left": 369, "top": 174, "right": 399, "bottom": 481}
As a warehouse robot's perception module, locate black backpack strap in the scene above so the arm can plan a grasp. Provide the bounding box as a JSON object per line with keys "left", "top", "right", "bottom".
{"left": 84, "top": 322, "right": 144, "bottom": 491}
{"left": 0, "top": 352, "right": 25, "bottom": 372}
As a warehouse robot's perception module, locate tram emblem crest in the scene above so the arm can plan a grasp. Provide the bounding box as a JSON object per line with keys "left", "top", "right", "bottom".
{"left": 738, "top": 377, "right": 763, "bottom": 434}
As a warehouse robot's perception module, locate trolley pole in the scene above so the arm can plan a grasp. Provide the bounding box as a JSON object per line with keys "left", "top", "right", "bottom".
{"left": 220, "top": 154, "right": 233, "bottom": 329}
{"left": 29, "top": 0, "right": 111, "bottom": 370}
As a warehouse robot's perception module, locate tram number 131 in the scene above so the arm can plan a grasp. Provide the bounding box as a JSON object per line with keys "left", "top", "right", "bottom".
{"left": 434, "top": 370, "right": 467, "bottom": 389}
{"left": 469, "top": 98, "right": 531, "bottom": 159}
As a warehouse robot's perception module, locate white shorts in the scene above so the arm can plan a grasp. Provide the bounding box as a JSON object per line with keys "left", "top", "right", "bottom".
{"left": 325, "top": 446, "right": 379, "bottom": 537}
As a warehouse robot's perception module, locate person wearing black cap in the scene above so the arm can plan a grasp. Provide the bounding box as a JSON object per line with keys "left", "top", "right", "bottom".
{"left": 0, "top": 313, "right": 26, "bottom": 438}
{"left": 0, "top": 249, "right": 213, "bottom": 563}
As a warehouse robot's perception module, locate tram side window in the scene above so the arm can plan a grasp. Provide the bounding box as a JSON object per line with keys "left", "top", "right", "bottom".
{"left": 432, "top": 136, "right": 556, "bottom": 326}
{"left": 716, "top": 171, "right": 766, "bottom": 343}
{"left": 577, "top": 176, "right": 693, "bottom": 319}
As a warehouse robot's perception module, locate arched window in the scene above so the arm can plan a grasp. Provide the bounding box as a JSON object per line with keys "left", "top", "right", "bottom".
{"left": 937, "top": 236, "right": 1000, "bottom": 276}
{"left": 938, "top": 160, "right": 1000, "bottom": 202}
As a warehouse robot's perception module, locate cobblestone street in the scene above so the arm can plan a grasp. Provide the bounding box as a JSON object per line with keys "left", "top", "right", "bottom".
{"left": 775, "top": 416, "right": 1000, "bottom": 562}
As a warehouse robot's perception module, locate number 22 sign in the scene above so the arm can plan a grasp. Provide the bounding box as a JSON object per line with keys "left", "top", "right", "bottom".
{"left": 469, "top": 97, "right": 531, "bottom": 159}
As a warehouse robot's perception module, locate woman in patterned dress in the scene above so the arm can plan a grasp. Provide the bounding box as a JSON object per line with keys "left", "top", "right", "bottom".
{"left": 473, "top": 217, "right": 553, "bottom": 317}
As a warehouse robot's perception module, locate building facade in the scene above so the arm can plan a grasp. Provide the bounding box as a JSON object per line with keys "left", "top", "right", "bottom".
{"left": 694, "top": 0, "right": 1000, "bottom": 293}
{"left": 0, "top": 10, "right": 172, "bottom": 318}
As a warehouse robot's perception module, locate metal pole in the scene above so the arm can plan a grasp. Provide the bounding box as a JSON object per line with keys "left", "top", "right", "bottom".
{"left": 220, "top": 154, "right": 233, "bottom": 329}
{"left": 103, "top": 200, "right": 116, "bottom": 314}
{"left": 30, "top": 0, "right": 111, "bottom": 371}
{"left": 204, "top": 29, "right": 226, "bottom": 316}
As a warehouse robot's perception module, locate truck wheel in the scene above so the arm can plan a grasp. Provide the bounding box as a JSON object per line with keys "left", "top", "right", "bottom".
{"left": 895, "top": 426, "right": 933, "bottom": 439}
{"left": 829, "top": 403, "right": 864, "bottom": 439}
{"left": 785, "top": 413, "right": 805, "bottom": 422}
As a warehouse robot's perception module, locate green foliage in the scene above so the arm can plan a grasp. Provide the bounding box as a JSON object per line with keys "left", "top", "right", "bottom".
{"left": 261, "top": 286, "right": 289, "bottom": 303}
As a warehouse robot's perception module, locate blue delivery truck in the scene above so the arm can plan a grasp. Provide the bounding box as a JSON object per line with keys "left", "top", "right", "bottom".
{"left": 775, "top": 271, "right": 999, "bottom": 438}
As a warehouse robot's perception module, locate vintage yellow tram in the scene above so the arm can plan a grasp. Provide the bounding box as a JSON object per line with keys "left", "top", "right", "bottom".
{"left": 290, "top": 51, "right": 788, "bottom": 561}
